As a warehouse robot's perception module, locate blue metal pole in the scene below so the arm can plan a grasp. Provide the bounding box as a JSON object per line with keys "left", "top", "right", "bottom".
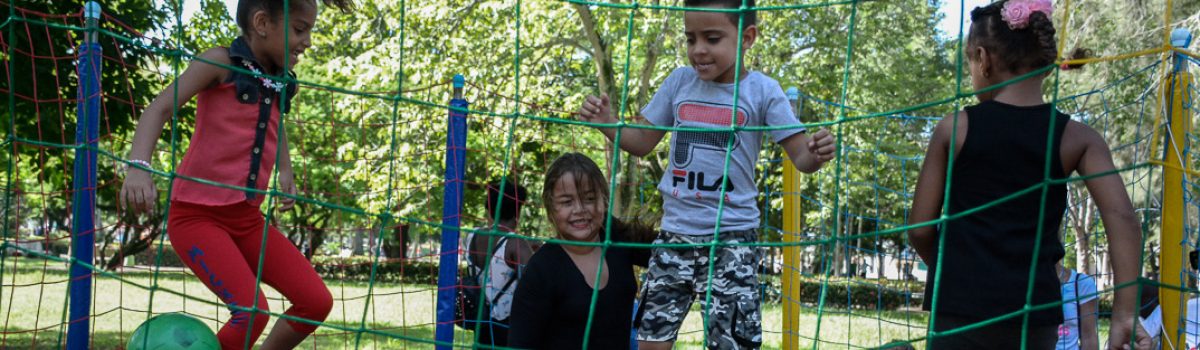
{"left": 435, "top": 74, "right": 467, "bottom": 349}
{"left": 67, "top": 2, "right": 101, "bottom": 349}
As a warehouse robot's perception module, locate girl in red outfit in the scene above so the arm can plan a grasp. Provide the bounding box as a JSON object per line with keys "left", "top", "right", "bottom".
{"left": 120, "top": 0, "right": 351, "bottom": 348}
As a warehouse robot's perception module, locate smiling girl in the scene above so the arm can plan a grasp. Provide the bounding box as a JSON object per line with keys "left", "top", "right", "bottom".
{"left": 508, "top": 153, "right": 656, "bottom": 349}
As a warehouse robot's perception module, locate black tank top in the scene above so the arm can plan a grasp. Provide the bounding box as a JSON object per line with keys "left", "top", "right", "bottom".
{"left": 922, "top": 100, "right": 1069, "bottom": 327}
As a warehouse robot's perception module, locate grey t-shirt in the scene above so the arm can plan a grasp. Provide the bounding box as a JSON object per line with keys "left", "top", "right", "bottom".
{"left": 641, "top": 67, "right": 805, "bottom": 235}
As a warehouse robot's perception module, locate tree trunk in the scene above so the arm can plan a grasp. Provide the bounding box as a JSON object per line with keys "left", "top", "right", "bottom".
{"left": 854, "top": 219, "right": 864, "bottom": 277}
{"left": 572, "top": 4, "right": 614, "bottom": 98}
{"left": 1067, "top": 187, "right": 1097, "bottom": 276}
{"left": 352, "top": 228, "right": 365, "bottom": 255}
{"left": 576, "top": 0, "right": 670, "bottom": 221}
{"left": 1097, "top": 245, "right": 1112, "bottom": 292}
{"left": 613, "top": 157, "right": 639, "bottom": 218}
{"left": 104, "top": 218, "right": 163, "bottom": 271}
{"left": 307, "top": 228, "right": 325, "bottom": 260}
{"left": 383, "top": 224, "right": 410, "bottom": 260}
{"left": 832, "top": 218, "right": 844, "bottom": 276}
{"left": 97, "top": 224, "right": 114, "bottom": 269}
{"left": 877, "top": 242, "right": 886, "bottom": 279}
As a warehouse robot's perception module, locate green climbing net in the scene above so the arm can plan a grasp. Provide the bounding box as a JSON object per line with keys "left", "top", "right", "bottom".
{"left": 1, "top": 0, "right": 1197, "bottom": 349}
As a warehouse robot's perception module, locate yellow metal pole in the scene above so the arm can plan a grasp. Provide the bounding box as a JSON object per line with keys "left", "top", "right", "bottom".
{"left": 1159, "top": 28, "right": 1192, "bottom": 350}
{"left": 783, "top": 164, "right": 802, "bottom": 350}
{"left": 782, "top": 87, "right": 805, "bottom": 350}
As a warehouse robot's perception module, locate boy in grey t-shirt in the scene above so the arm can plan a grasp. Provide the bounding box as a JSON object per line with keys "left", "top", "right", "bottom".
{"left": 578, "top": 0, "right": 834, "bottom": 348}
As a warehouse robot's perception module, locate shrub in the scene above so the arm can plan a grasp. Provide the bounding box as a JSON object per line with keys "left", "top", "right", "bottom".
{"left": 312, "top": 256, "right": 447, "bottom": 285}
{"left": 767, "top": 275, "right": 924, "bottom": 310}
{"left": 135, "top": 243, "right": 186, "bottom": 268}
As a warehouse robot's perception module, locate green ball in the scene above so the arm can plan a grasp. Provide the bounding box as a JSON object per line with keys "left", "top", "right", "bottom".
{"left": 127, "top": 313, "right": 220, "bottom": 350}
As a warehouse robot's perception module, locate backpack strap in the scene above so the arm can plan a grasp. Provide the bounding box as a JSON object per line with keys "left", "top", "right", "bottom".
{"left": 491, "top": 271, "right": 518, "bottom": 306}
{"left": 484, "top": 236, "right": 517, "bottom": 306}
{"left": 468, "top": 235, "right": 509, "bottom": 279}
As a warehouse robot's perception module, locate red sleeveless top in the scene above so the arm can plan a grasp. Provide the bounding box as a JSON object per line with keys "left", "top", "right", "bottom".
{"left": 172, "top": 38, "right": 294, "bottom": 207}
{"left": 171, "top": 81, "right": 281, "bottom": 206}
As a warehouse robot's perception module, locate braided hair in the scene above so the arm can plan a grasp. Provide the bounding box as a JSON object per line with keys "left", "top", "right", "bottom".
{"left": 967, "top": 0, "right": 1088, "bottom": 73}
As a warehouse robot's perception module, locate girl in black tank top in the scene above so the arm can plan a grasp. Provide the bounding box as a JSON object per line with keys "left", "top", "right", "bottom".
{"left": 906, "top": 1, "right": 1149, "bottom": 348}
{"left": 930, "top": 101, "right": 1070, "bottom": 326}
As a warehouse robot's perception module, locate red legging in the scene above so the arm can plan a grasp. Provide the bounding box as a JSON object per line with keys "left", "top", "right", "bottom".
{"left": 168, "top": 201, "right": 332, "bottom": 349}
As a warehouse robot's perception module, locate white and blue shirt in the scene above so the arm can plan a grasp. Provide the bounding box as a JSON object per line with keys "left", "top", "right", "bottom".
{"left": 1056, "top": 270, "right": 1097, "bottom": 350}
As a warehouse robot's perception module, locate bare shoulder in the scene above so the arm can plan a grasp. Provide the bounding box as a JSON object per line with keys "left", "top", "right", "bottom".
{"left": 189, "top": 47, "right": 232, "bottom": 83}
{"left": 936, "top": 110, "right": 968, "bottom": 133}
{"left": 932, "top": 110, "right": 968, "bottom": 152}
{"left": 195, "top": 47, "right": 231, "bottom": 64}
{"left": 1064, "top": 120, "right": 1104, "bottom": 142}
{"left": 1060, "top": 120, "right": 1107, "bottom": 174}
{"left": 1062, "top": 120, "right": 1106, "bottom": 154}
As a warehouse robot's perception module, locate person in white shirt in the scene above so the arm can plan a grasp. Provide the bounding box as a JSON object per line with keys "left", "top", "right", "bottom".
{"left": 1056, "top": 261, "right": 1099, "bottom": 350}
{"left": 1137, "top": 251, "right": 1200, "bottom": 350}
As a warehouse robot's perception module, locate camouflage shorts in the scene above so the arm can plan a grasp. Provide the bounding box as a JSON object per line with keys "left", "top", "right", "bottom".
{"left": 636, "top": 229, "right": 762, "bottom": 349}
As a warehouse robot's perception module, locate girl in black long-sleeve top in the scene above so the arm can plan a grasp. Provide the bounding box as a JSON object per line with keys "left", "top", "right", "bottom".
{"left": 509, "top": 153, "right": 655, "bottom": 350}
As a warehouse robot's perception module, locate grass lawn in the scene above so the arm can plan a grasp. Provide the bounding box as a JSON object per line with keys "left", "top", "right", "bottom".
{"left": 0, "top": 256, "right": 1112, "bottom": 349}
{"left": 2, "top": 256, "right": 456, "bottom": 349}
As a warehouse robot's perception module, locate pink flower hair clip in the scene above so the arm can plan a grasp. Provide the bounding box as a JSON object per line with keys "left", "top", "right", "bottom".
{"left": 1001, "top": 0, "right": 1053, "bottom": 30}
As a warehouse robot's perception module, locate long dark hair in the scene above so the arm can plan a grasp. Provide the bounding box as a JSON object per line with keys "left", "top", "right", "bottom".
{"left": 542, "top": 153, "right": 657, "bottom": 244}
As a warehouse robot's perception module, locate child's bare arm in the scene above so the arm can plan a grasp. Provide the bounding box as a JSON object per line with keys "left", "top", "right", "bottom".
{"left": 126, "top": 48, "right": 228, "bottom": 164}
{"left": 1080, "top": 298, "right": 1100, "bottom": 350}
{"left": 120, "top": 48, "right": 228, "bottom": 214}
{"left": 578, "top": 94, "right": 666, "bottom": 157}
{"left": 779, "top": 129, "right": 834, "bottom": 173}
{"left": 907, "top": 112, "right": 961, "bottom": 263}
{"left": 507, "top": 238, "right": 535, "bottom": 270}
{"left": 1073, "top": 124, "right": 1149, "bottom": 349}
{"left": 276, "top": 127, "right": 298, "bottom": 211}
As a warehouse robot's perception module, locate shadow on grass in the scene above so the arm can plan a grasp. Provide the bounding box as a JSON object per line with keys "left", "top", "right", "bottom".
{"left": 313, "top": 320, "right": 497, "bottom": 349}
{"left": 2, "top": 323, "right": 479, "bottom": 349}
{"left": 4, "top": 256, "right": 197, "bottom": 282}
{"left": 2, "top": 328, "right": 128, "bottom": 350}
{"left": 4, "top": 256, "right": 435, "bottom": 290}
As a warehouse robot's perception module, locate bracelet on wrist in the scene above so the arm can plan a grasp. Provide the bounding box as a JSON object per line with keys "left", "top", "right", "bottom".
{"left": 126, "top": 159, "right": 151, "bottom": 172}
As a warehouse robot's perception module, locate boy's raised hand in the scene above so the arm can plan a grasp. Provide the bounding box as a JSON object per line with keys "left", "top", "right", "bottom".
{"left": 808, "top": 128, "right": 835, "bottom": 163}
{"left": 579, "top": 94, "right": 617, "bottom": 125}
{"left": 578, "top": 93, "right": 666, "bottom": 156}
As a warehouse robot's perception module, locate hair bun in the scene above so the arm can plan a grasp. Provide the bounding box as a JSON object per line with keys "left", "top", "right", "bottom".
{"left": 1061, "top": 48, "right": 1092, "bottom": 70}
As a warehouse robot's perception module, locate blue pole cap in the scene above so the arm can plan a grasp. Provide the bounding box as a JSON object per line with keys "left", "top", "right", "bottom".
{"left": 786, "top": 87, "right": 800, "bottom": 101}
{"left": 84, "top": 1, "right": 101, "bottom": 20}
{"left": 1171, "top": 28, "right": 1193, "bottom": 48}
{"left": 453, "top": 74, "right": 464, "bottom": 89}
